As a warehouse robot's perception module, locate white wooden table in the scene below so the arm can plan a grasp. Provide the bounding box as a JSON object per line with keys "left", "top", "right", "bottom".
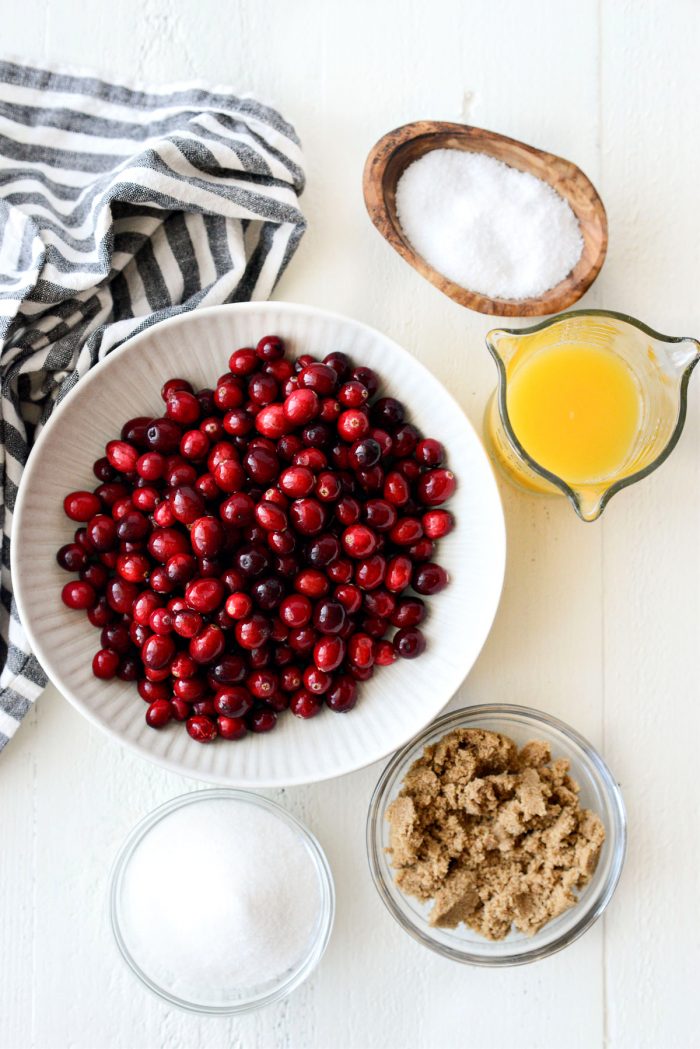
{"left": 2, "top": 2, "right": 699, "bottom": 1047}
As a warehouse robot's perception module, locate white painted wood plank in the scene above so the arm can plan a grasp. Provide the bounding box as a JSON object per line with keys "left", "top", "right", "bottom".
{"left": 599, "top": 2, "right": 700, "bottom": 1047}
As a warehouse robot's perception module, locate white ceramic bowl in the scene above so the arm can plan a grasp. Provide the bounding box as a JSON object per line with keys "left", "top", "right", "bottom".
{"left": 12, "top": 302, "right": 505, "bottom": 786}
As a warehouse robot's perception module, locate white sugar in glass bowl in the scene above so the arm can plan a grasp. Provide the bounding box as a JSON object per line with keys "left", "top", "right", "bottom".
{"left": 12, "top": 301, "right": 505, "bottom": 786}
{"left": 110, "top": 789, "right": 335, "bottom": 1014}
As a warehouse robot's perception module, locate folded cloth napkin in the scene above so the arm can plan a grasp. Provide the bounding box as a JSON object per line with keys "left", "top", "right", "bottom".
{"left": 0, "top": 59, "right": 306, "bottom": 749}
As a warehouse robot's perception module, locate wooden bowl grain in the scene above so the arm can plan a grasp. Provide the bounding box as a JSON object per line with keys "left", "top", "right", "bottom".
{"left": 363, "top": 121, "right": 608, "bottom": 317}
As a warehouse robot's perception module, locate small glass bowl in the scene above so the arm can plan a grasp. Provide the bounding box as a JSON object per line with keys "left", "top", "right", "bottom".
{"left": 367, "top": 704, "right": 626, "bottom": 966}
{"left": 110, "top": 789, "right": 335, "bottom": 1014}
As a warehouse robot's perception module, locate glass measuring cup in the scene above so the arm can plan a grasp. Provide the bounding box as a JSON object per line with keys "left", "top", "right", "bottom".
{"left": 484, "top": 310, "right": 699, "bottom": 522}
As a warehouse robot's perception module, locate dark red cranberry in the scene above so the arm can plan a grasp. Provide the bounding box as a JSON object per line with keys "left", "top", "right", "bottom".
{"left": 145, "top": 418, "right": 182, "bottom": 454}
{"left": 56, "top": 543, "right": 87, "bottom": 572}
{"left": 248, "top": 708, "right": 277, "bottom": 733}
{"left": 87, "top": 514, "right": 117, "bottom": 552}
{"left": 307, "top": 534, "right": 340, "bottom": 568}
{"left": 327, "top": 558, "right": 353, "bottom": 583}
{"left": 416, "top": 438, "right": 445, "bottom": 466}
{"left": 383, "top": 471, "right": 410, "bottom": 506}
{"left": 120, "top": 417, "right": 153, "bottom": 446}
{"left": 391, "top": 598, "right": 426, "bottom": 628}
{"left": 413, "top": 562, "right": 449, "bottom": 595}
{"left": 290, "top": 690, "right": 322, "bottom": 718}
{"left": 235, "top": 544, "right": 270, "bottom": 578}
{"left": 290, "top": 498, "right": 325, "bottom": 536}
{"left": 87, "top": 596, "right": 114, "bottom": 628}
{"left": 251, "top": 577, "right": 284, "bottom": 611}
{"left": 326, "top": 675, "right": 357, "bottom": 712}
{"left": 408, "top": 538, "right": 434, "bottom": 562}
{"left": 105, "top": 578, "right": 139, "bottom": 614}
{"left": 335, "top": 496, "right": 361, "bottom": 525}
{"left": 394, "top": 627, "right": 427, "bottom": 659}
{"left": 161, "top": 378, "right": 193, "bottom": 400}
{"left": 243, "top": 444, "right": 279, "bottom": 484}
{"left": 314, "top": 600, "right": 346, "bottom": 635}
{"left": 235, "top": 614, "right": 271, "bottom": 650}
{"left": 93, "top": 457, "right": 116, "bottom": 482}
{"left": 299, "top": 363, "right": 337, "bottom": 395}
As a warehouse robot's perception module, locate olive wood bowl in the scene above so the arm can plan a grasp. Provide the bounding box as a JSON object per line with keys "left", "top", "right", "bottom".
{"left": 363, "top": 120, "right": 608, "bottom": 317}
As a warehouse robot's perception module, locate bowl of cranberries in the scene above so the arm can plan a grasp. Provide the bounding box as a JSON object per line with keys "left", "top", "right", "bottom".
{"left": 12, "top": 302, "right": 505, "bottom": 785}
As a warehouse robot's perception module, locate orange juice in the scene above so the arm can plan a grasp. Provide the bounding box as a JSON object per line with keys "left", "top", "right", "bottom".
{"left": 506, "top": 343, "right": 641, "bottom": 484}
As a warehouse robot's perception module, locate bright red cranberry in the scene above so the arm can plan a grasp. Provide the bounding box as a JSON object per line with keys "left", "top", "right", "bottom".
{"left": 141, "top": 634, "right": 175, "bottom": 670}
{"left": 422, "top": 508, "right": 455, "bottom": 539}
{"left": 417, "top": 468, "right": 457, "bottom": 506}
{"left": 335, "top": 496, "right": 361, "bottom": 525}
{"left": 212, "top": 458, "right": 245, "bottom": 494}
{"left": 189, "top": 624, "right": 225, "bottom": 664}
{"left": 166, "top": 461, "right": 197, "bottom": 488}
{"left": 351, "top": 365, "right": 378, "bottom": 396}
{"left": 146, "top": 699, "right": 173, "bottom": 728}
{"left": 327, "top": 558, "right": 353, "bottom": 583}
{"left": 92, "top": 648, "right": 120, "bottom": 679}
{"left": 333, "top": 583, "right": 362, "bottom": 614}
{"left": 293, "top": 447, "right": 327, "bottom": 472}
{"left": 254, "top": 500, "right": 286, "bottom": 532}
{"left": 161, "top": 378, "right": 193, "bottom": 400}
{"left": 254, "top": 334, "right": 283, "bottom": 361}
{"left": 384, "top": 471, "right": 410, "bottom": 506}
{"left": 288, "top": 625, "right": 317, "bottom": 653}
{"left": 169, "top": 485, "right": 205, "bottom": 524}
{"left": 389, "top": 517, "right": 423, "bottom": 546}
{"left": 248, "top": 373, "right": 278, "bottom": 407}
{"left": 279, "top": 465, "right": 314, "bottom": 499}
{"left": 280, "top": 666, "right": 303, "bottom": 692}
{"left": 220, "top": 491, "right": 255, "bottom": 526}
{"left": 116, "top": 553, "right": 149, "bottom": 584}
{"left": 185, "top": 577, "right": 225, "bottom": 613}
{"left": 338, "top": 380, "right": 369, "bottom": 408}
{"left": 364, "top": 590, "right": 396, "bottom": 619}
{"left": 279, "top": 594, "right": 312, "bottom": 628}
{"left": 246, "top": 669, "right": 278, "bottom": 700}
{"left": 148, "top": 607, "right": 174, "bottom": 635}
{"left": 170, "top": 698, "right": 190, "bottom": 722}
{"left": 213, "top": 381, "right": 245, "bottom": 412}
{"left": 391, "top": 598, "right": 426, "bottom": 628}
{"left": 87, "top": 514, "right": 117, "bottom": 552}
{"left": 294, "top": 569, "right": 329, "bottom": 599}
{"left": 315, "top": 471, "right": 341, "bottom": 502}
{"left": 106, "top": 578, "right": 139, "bottom": 614}
{"left": 375, "top": 640, "right": 397, "bottom": 666}
{"left": 218, "top": 715, "right": 248, "bottom": 740}
{"left": 385, "top": 555, "right": 412, "bottom": 593}
{"left": 186, "top": 715, "right": 218, "bottom": 742}
{"left": 413, "top": 562, "right": 449, "bottom": 595}
{"left": 299, "top": 363, "right": 337, "bottom": 396}
{"left": 253, "top": 404, "right": 287, "bottom": 440}
{"left": 337, "top": 409, "right": 369, "bottom": 443}
{"left": 138, "top": 679, "right": 170, "bottom": 703}
{"left": 326, "top": 675, "right": 357, "bottom": 712}
{"left": 180, "top": 429, "right": 210, "bottom": 461}
{"left": 290, "top": 498, "right": 325, "bottom": 536}
{"left": 222, "top": 408, "right": 253, "bottom": 438}
{"left": 394, "top": 627, "right": 427, "bottom": 659}
{"left": 173, "top": 609, "right": 203, "bottom": 638}
{"left": 341, "top": 524, "right": 378, "bottom": 559}
{"left": 225, "top": 592, "right": 253, "bottom": 620}
{"left": 303, "top": 666, "right": 332, "bottom": 694}
{"left": 147, "top": 528, "right": 188, "bottom": 563}
{"left": 348, "top": 632, "right": 375, "bottom": 669}
{"left": 290, "top": 690, "right": 322, "bottom": 718}
{"left": 235, "top": 614, "right": 271, "bottom": 650}
{"left": 313, "top": 636, "right": 345, "bottom": 673}
{"left": 106, "top": 439, "right": 139, "bottom": 473}
{"left": 408, "top": 538, "right": 434, "bottom": 562}
{"left": 227, "top": 346, "right": 257, "bottom": 375}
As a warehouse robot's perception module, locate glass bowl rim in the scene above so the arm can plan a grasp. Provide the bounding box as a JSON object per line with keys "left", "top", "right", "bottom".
{"left": 485, "top": 308, "right": 700, "bottom": 522}
{"left": 366, "top": 702, "right": 627, "bottom": 967}
{"left": 109, "top": 787, "right": 336, "bottom": 1014}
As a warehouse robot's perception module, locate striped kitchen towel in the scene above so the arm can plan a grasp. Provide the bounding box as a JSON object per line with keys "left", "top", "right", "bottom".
{"left": 0, "top": 59, "right": 306, "bottom": 749}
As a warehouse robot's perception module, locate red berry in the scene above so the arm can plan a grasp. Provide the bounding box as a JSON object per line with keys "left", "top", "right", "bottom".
{"left": 326, "top": 675, "right": 357, "bottom": 712}
{"left": 417, "top": 468, "right": 457, "bottom": 506}
{"left": 146, "top": 699, "right": 173, "bottom": 728}
{"left": 413, "top": 563, "right": 449, "bottom": 595}
{"left": 186, "top": 715, "right": 218, "bottom": 742}
{"left": 62, "top": 580, "right": 97, "bottom": 610}
{"left": 394, "top": 627, "right": 427, "bottom": 659}
{"left": 92, "top": 648, "right": 120, "bottom": 679}
{"left": 290, "top": 690, "right": 322, "bottom": 718}
{"left": 248, "top": 708, "right": 277, "bottom": 733}
{"left": 313, "top": 636, "right": 345, "bottom": 673}
{"left": 218, "top": 716, "right": 248, "bottom": 740}
{"left": 422, "top": 509, "right": 454, "bottom": 539}
{"left": 341, "top": 524, "right": 378, "bottom": 559}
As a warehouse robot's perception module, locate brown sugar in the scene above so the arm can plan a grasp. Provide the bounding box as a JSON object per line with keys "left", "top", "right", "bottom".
{"left": 385, "top": 728, "right": 605, "bottom": 940}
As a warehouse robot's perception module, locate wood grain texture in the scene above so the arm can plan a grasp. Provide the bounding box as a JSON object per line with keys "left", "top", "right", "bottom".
{"left": 363, "top": 121, "right": 608, "bottom": 317}
{"left": 0, "top": 1, "right": 698, "bottom": 1047}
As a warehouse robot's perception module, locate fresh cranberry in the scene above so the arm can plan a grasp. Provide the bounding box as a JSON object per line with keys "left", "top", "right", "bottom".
{"left": 105, "top": 578, "right": 139, "bottom": 614}
{"left": 220, "top": 491, "right": 255, "bottom": 526}
{"left": 341, "top": 524, "right": 378, "bottom": 559}
{"left": 385, "top": 555, "right": 412, "bottom": 593}
{"left": 235, "top": 544, "right": 270, "bottom": 578}
{"left": 293, "top": 447, "right": 327, "bottom": 472}
{"left": 416, "top": 437, "right": 445, "bottom": 466}
{"left": 364, "top": 499, "right": 397, "bottom": 532}
{"left": 375, "top": 640, "right": 397, "bottom": 666}
{"left": 214, "top": 686, "right": 253, "bottom": 718}
{"left": 355, "top": 555, "right": 386, "bottom": 590}
{"left": 417, "top": 468, "right": 457, "bottom": 506}
{"left": 225, "top": 592, "right": 253, "bottom": 620}
{"left": 180, "top": 429, "right": 210, "bottom": 461}
{"left": 394, "top": 627, "right": 427, "bottom": 659}
{"left": 64, "top": 491, "right": 103, "bottom": 523}
{"left": 413, "top": 562, "right": 449, "bottom": 595}
{"left": 391, "top": 598, "right": 426, "bottom": 627}
{"left": 145, "top": 418, "right": 182, "bottom": 454}
{"left": 327, "top": 558, "right": 353, "bottom": 583}
{"left": 290, "top": 498, "right": 325, "bottom": 536}
{"left": 148, "top": 528, "right": 189, "bottom": 563}
{"left": 218, "top": 716, "right": 248, "bottom": 740}
{"left": 314, "top": 599, "right": 346, "bottom": 635}
{"left": 87, "top": 596, "right": 114, "bottom": 628}
{"left": 335, "top": 496, "right": 361, "bottom": 525}
{"left": 56, "top": 543, "right": 88, "bottom": 572}
{"left": 323, "top": 350, "right": 351, "bottom": 379}
{"left": 338, "top": 380, "right": 369, "bottom": 408}
{"left": 146, "top": 699, "right": 173, "bottom": 728}
{"left": 93, "top": 457, "right": 116, "bottom": 482}
{"left": 185, "top": 577, "right": 225, "bottom": 613}
{"left": 235, "top": 614, "right": 271, "bottom": 650}
{"left": 383, "top": 471, "right": 410, "bottom": 506}
{"left": 186, "top": 715, "right": 218, "bottom": 742}
{"left": 315, "top": 471, "right": 341, "bottom": 502}
{"left": 87, "top": 514, "right": 118, "bottom": 552}
{"left": 299, "top": 363, "right": 337, "bottom": 395}
{"left": 294, "top": 569, "right": 328, "bottom": 598}
{"left": 313, "top": 636, "right": 345, "bottom": 673}
{"left": 92, "top": 648, "right": 120, "bottom": 679}
{"left": 290, "top": 690, "right": 322, "bottom": 718}
{"left": 326, "top": 675, "right": 357, "bottom": 712}
{"left": 189, "top": 624, "right": 225, "bottom": 664}
{"left": 389, "top": 517, "right": 423, "bottom": 546}
{"left": 106, "top": 439, "right": 139, "bottom": 473}
{"left": 408, "top": 538, "right": 434, "bottom": 562}
{"left": 243, "top": 444, "right": 279, "bottom": 484}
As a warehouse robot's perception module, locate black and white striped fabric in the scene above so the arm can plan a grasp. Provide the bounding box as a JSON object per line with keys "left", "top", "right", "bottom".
{"left": 0, "top": 60, "right": 306, "bottom": 749}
